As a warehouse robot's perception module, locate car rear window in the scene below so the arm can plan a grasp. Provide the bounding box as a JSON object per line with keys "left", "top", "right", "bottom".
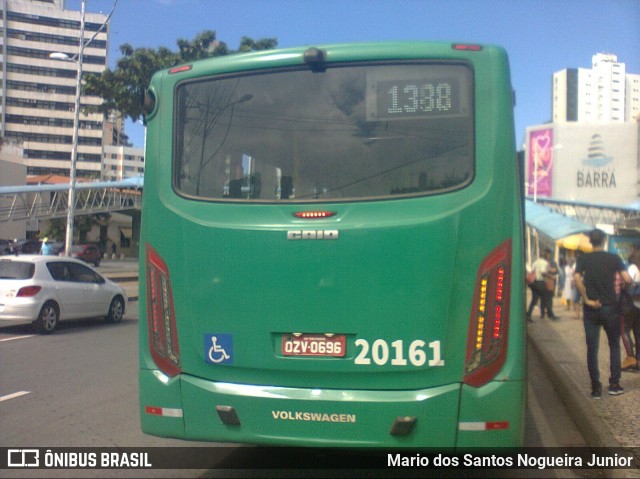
{"left": 0, "top": 260, "right": 35, "bottom": 279}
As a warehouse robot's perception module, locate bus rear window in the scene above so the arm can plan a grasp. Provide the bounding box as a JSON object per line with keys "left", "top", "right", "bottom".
{"left": 174, "top": 63, "right": 473, "bottom": 202}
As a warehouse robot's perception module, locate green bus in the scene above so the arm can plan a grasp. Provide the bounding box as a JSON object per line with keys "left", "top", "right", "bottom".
{"left": 139, "top": 41, "right": 525, "bottom": 448}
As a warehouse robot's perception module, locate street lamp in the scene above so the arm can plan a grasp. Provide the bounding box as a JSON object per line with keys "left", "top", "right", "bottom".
{"left": 49, "top": 0, "right": 86, "bottom": 256}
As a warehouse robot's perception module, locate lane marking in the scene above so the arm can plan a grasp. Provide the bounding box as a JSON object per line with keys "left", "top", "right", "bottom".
{"left": 0, "top": 391, "right": 31, "bottom": 402}
{"left": 0, "top": 335, "right": 35, "bottom": 342}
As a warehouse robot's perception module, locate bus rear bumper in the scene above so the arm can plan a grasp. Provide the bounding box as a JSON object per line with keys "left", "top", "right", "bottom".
{"left": 140, "top": 369, "right": 524, "bottom": 447}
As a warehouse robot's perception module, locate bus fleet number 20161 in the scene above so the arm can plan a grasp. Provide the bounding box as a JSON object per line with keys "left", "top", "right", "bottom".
{"left": 355, "top": 339, "right": 444, "bottom": 367}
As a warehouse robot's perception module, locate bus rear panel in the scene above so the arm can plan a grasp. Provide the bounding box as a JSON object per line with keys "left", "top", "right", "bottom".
{"left": 139, "top": 41, "right": 525, "bottom": 448}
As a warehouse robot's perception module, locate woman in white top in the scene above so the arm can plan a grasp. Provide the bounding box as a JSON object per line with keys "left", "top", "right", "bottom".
{"left": 563, "top": 258, "right": 577, "bottom": 314}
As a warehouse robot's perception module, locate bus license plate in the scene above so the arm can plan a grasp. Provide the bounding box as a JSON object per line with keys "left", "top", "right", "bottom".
{"left": 282, "top": 334, "right": 346, "bottom": 357}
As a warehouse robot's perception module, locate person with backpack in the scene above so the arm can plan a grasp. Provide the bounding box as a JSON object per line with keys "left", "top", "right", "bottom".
{"left": 574, "top": 229, "right": 632, "bottom": 398}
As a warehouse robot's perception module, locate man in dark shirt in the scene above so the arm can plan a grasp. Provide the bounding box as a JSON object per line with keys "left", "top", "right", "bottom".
{"left": 574, "top": 229, "right": 631, "bottom": 399}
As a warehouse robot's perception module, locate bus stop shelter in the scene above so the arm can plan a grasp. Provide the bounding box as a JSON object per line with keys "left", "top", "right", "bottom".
{"left": 525, "top": 200, "right": 594, "bottom": 264}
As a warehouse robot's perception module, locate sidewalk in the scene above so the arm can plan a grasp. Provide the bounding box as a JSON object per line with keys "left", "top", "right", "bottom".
{"left": 527, "top": 295, "right": 640, "bottom": 451}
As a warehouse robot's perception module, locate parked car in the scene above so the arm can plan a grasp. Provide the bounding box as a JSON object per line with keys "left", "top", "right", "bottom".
{"left": 51, "top": 241, "right": 65, "bottom": 255}
{"left": 12, "top": 238, "right": 42, "bottom": 254}
{"left": 70, "top": 244, "right": 101, "bottom": 266}
{"left": 0, "top": 255, "right": 127, "bottom": 333}
{"left": 0, "top": 240, "right": 12, "bottom": 255}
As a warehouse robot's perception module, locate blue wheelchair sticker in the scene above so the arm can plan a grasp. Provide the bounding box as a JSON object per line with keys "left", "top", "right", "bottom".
{"left": 204, "top": 333, "right": 233, "bottom": 364}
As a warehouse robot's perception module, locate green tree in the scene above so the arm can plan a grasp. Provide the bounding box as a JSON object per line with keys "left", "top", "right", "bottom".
{"left": 40, "top": 214, "right": 111, "bottom": 246}
{"left": 40, "top": 218, "right": 66, "bottom": 241}
{"left": 75, "top": 213, "right": 110, "bottom": 244}
{"left": 83, "top": 31, "right": 276, "bottom": 122}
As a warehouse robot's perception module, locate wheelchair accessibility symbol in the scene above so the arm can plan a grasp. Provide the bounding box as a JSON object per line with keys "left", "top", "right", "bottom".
{"left": 204, "top": 334, "right": 233, "bottom": 364}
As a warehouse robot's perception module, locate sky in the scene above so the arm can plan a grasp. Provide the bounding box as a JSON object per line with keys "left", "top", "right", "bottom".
{"left": 65, "top": 0, "right": 640, "bottom": 149}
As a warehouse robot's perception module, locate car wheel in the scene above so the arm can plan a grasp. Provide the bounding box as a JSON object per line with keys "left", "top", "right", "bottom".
{"left": 94, "top": 258, "right": 101, "bottom": 267}
{"left": 106, "top": 296, "right": 125, "bottom": 323}
{"left": 36, "top": 301, "right": 59, "bottom": 334}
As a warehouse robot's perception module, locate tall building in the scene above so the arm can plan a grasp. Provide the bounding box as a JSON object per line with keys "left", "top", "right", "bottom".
{"left": 0, "top": 0, "right": 109, "bottom": 178}
{"left": 527, "top": 53, "right": 639, "bottom": 209}
{"left": 553, "top": 53, "right": 640, "bottom": 123}
{"left": 102, "top": 144, "right": 144, "bottom": 181}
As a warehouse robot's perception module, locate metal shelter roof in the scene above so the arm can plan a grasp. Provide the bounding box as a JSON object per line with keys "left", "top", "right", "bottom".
{"left": 525, "top": 200, "right": 594, "bottom": 240}
{"left": 529, "top": 196, "right": 640, "bottom": 232}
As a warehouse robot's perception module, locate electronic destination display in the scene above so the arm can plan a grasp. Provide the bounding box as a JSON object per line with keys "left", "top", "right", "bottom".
{"left": 366, "top": 65, "right": 471, "bottom": 121}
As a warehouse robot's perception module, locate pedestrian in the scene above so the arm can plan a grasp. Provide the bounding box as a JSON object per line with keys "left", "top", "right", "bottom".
{"left": 615, "top": 270, "right": 634, "bottom": 368}
{"left": 543, "top": 252, "right": 559, "bottom": 319}
{"left": 40, "top": 237, "right": 53, "bottom": 256}
{"left": 527, "top": 249, "right": 552, "bottom": 321}
{"left": 574, "top": 228, "right": 632, "bottom": 398}
{"left": 558, "top": 257, "right": 566, "bottom": 297}
{"left": 572, "top": 251, "right": 583, "bottom": 319}
{"left": 621, "top": 252, "right": 640, "bottom": 371}
{"left": 563, "top": 257, "right": 576, "bottom": 311}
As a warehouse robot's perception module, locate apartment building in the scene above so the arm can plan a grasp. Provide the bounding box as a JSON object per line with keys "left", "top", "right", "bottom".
{"left": 1, "top": 0, "right": 109, "bottom": 177}
{"left": 553, "top": 53, "right": 640, "bottom": 123}
{"left": 102, "top": 144, "right": 144, "bottom": 181}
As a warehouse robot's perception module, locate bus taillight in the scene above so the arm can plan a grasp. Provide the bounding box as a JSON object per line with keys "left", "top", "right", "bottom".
{"left": 463, "top": 239, "right": 512, "bottom": 387}
{"left": 146, "top": 244, "right": 181, "bottom": 377}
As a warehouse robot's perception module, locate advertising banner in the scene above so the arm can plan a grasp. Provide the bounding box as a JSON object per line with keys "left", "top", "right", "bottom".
{"left": 527, "top": 128, "right": 554, "bottom": 197}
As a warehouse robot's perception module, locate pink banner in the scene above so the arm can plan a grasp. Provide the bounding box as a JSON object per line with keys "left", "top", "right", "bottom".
{"left": 527, "top": 128, "right": 553, "bottom": 197}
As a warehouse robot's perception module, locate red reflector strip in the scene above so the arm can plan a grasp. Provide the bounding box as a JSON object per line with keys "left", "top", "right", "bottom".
{"left": 487, "top": 421, "right": 509, "bottom": 430}
{"left": 145, "top": 406, "right": 183, "bottom": 417}
{"left": 459, "top": 421, "right": 509, "bottom": 431}
{"left": 452, "top": 43, "right": 483, "bottom": 51}
{"left": 169, "top": 64, "right": 192, "bottom": 74}
{"left": 293, "top": 211, "right": 336, "bottom": 219}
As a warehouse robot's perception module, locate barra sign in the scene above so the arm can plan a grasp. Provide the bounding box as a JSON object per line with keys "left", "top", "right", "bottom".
{"left": 576, "top": 133, "right": 616, "bottom": 189}
{"left": 527, "top": 123, "right": 637, "bottom": 206}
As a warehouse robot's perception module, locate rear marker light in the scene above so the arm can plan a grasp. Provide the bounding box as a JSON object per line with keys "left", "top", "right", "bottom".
{"left": 452, "top": 43, "right": 483, "bottom": 51}
{"left": 169, "top": 64, "right": 192, "bottom": 74}
{"left": 293, "top": 211, "right": 336, "bottom": 219}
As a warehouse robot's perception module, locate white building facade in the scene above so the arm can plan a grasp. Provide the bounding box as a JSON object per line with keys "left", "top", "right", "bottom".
{"left": 553, "top": 53, "right": 640, "bottom": 124}
{"left": 0, "top": 0, "right": 108, "bottom": 177}
{"left": 102, "top": 144, "right": 144, "bottom": 181}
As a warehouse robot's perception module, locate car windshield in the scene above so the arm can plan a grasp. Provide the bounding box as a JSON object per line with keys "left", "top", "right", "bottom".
{"left": 0, "top": 260, "right": 35, "bottom": 279}
{"left": 174, "top": 62, "right": 474, "bottom": 202}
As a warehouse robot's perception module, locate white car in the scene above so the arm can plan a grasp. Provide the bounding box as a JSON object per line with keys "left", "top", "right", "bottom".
{"left": 0, "top": 255, "right": 127, "bottom": 333}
